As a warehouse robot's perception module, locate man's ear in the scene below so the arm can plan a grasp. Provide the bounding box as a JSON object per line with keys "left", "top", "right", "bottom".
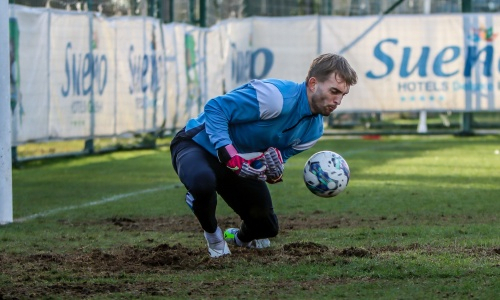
{"left": 308, "top": 77, "right": 317, "bottom": 92}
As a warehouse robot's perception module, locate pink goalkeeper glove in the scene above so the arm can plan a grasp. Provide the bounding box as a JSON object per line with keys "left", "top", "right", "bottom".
{"left": 217, "top": 145, "right": 267, "bottom": 181}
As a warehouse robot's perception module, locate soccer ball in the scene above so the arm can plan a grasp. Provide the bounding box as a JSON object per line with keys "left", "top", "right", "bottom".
{"left": 303, "top": 151, "right": 350, "bottom": 198}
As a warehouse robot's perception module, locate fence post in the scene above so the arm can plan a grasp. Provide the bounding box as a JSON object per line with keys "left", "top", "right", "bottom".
{"left": 85, "top": 0, "right": 95, "bottom": 154}
{"left": 189, "top": 0, "right": 196, "bottom": 24}
{"left": 1, "top": 1, "right": 13, "bottom": 225}
{"left": 158, "top": 0, "right": 163, "bottom": 22}
{"left": 462, "top": 0, "right": 472, "bottom": 12}
{"left": 169, "top": 0, "right": 174, "bottom": 22}
{"left": 459, "top": 0, "right": 473, "bottom": 136}
{"left": 199, "top": 0, "right": 206, "bottom": 27}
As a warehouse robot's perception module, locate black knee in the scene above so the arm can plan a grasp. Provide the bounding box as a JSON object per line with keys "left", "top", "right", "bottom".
{"left": 240, "top": 212, "right": 279, "bottom": 240}
{"left": 266, "top": 214, "right": 279, "bottom": 238}
{"left": 187, "top": 171, "right": 216, "bottom": 200}
{"left": 184, "top": 172, "right": 218, "bottom": 233}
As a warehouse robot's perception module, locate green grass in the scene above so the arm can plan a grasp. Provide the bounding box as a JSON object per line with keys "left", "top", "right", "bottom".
{"left": 2, "top": 135, "right": 500, "bottom": 299}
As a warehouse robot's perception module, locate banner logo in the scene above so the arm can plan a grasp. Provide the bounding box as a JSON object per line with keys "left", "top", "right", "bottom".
{"left": 468, "top": 26, "right": 497, "bottom": 43}
{"left": 231, "top": 44, "right": 274, "bottom": 85}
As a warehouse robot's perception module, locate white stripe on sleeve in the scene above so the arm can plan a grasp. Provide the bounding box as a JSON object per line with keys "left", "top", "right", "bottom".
{"left": 292, "top": 139, "right": 319, "bottom": 151}
{"left": 250, "top": 79, "right": 283, "bottom": 120}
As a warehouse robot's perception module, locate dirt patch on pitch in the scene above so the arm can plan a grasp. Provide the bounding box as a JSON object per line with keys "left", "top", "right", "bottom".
{"left": 0, "top": 242, "right": 361, "bottom": 299}
{"left": 100, "top": 211, "right": 492, "bottom": 233}
{"left": 101, "top": 212, "right": 382, "bottom": 232}
{"left": 1, "top": 215, "right": 498, "bottom": 299}
{"left": 1, "top": 241, "right": 498, "bottom": 299}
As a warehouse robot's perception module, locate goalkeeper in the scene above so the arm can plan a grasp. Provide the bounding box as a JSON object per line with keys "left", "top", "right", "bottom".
{"left": 170, "top": 53, "right": 357, "bottom": 257}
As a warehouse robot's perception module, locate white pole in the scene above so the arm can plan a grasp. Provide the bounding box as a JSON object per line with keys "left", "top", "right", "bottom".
{"left": 0, "top": 2, "right": 13, "bottom": 225}
{"left": 417, "top": 111, "right": 428, "bottom": 133}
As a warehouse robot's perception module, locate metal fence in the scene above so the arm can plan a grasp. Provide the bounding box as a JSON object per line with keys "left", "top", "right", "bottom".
{"left": 9, "top": 0, "right": 500, "bottom": 26}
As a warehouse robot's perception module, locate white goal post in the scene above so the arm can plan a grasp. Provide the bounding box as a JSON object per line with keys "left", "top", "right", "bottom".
{"left": 0, "top": 1, "right": 13, "bottom": 225}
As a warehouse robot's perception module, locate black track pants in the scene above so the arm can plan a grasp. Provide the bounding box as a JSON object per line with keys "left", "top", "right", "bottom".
{"left": 170, "top": 136, "right": 279, "bottom": 242}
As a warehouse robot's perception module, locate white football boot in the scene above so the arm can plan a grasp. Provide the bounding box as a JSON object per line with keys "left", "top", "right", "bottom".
{"left": 223, "top": 228, "right": 271, "bottom": 249}
{"left": 204, "top": 227, "right": 231, "bottom": 258}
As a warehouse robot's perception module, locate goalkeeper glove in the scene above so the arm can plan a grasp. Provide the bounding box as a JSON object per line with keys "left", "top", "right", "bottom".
{"left": 263, "top": 147, "right": 284, "bottom": 184}
{"left": 217, "top": 144, "right": 267, "bottom": 181}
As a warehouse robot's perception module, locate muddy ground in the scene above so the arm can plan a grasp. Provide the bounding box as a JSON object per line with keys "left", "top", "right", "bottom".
{"left": 1, "top": 214, "right": 498, "bottom": 299}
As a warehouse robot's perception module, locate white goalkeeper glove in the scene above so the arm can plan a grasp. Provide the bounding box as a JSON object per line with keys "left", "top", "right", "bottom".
{"left": 263, "top": 147, "right": 284, "bottom": 184}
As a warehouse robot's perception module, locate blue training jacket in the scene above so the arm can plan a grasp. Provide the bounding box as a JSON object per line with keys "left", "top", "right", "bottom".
{"left": 184, "top": 79, "right": 323, "bottom": 162}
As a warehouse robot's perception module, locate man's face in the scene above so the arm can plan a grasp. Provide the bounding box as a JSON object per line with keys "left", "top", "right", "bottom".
{"left": 308, "top": 73, "right": 350, "bottom": 116}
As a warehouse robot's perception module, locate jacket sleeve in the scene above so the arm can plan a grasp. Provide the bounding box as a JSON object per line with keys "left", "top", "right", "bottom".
{"left": 204, "top": 83, "right": 261, "bottom": 150}
{"left": 281, "top": 138, "right": 320, "bottom": 162}
{"left": 204, "top": 80, "right": 284, "bottom": 150}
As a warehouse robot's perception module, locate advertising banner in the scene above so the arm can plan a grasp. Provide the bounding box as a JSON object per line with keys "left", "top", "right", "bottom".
{"left": 114, "top": 17, "right": 165, "bottom": 135}
{"left": 8, "top": 5, "right": 500, "bottom": 145}
{"left": 9, "top": 6, "right": 49, "bottom": 144}
{"left": 322, "top": 14, "right": 500, "bottom": 112}
{"left": 49, "top": 11, "right": 91, "bottom": 138}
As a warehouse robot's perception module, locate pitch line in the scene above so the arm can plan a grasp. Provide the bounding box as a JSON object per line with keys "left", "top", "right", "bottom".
{"left": 15, "top": 184, "right": 182, "bottom": 223}
{"left": 14, "top": 140, "right": 416, "bottom": 222}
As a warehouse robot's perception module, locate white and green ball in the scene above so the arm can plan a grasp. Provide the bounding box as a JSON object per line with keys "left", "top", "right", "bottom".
{"left": 303, "top": 151, "right": 350, "bottom": 198}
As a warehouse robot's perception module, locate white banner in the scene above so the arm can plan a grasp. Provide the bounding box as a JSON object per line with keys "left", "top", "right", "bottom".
{"left": 50, "top": 11, "right": 92, "bottom": 138}
{"left": 162, "top": 23, "right": 182, "bottom": 131}
{"left": 204, "top": 26, "right": 224, "bottom": 101}
{"left": 183, "top": 26, "right": 207, "bottom": 123}
{"left": 218, "top": 18, "right": 253, "bottom": 90}
{"left": 252, "top": 16, "right": 319, "bottom": 83}
{"left": 321, "top": 14, "right": 500, "bottom": 112}
{"left": 114, "top": 17, "right": 165, "bottom": 135}
{"left": 8, "top": 5, "right": 500, "bottom": 145}
{"left": 9, "top": 6, "right": 50, "bottom": 145}
{"left": 91, "top": 16, "right": 117, "bottom": 136}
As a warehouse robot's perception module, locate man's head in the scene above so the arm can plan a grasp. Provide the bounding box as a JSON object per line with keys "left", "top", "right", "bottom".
{"left": 306, "top": 53, "right": 357, "bottom": 116}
